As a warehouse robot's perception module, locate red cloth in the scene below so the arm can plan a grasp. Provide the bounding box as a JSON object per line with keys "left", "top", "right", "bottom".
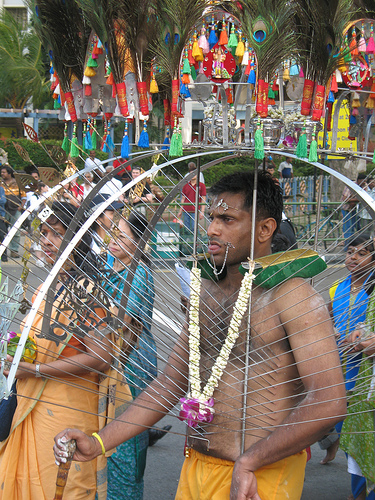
{"left": 113, "top": 158, "right": 131, "bottom": 177}
{"left": 182, "top": 182, "right": 206, "bottom": 212}
{"left": 70, "top": 183, "right": 84, "bottom": 198}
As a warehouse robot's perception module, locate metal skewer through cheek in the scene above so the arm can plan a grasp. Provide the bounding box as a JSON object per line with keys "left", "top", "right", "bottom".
{"left": 241, "top": 166, "right": 258, "bottom": 455}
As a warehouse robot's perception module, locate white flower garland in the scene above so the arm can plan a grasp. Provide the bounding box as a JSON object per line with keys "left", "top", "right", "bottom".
{"left": 188, "top": 264, "right": 255, "bottom": 405}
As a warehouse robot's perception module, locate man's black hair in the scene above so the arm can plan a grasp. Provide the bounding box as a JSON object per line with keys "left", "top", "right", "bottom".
{"left": 346, "top": 233, "right": 375, "bottom": 260}
{"left": 209, "top": 170, "right": 283, "bottom": 233}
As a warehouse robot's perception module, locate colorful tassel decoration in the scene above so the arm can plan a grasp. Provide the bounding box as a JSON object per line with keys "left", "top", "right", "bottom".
{"left": 84, "top": 66, "right": 96, "bottom": 78}
{"left": 248, "top": 63, "right": 256, "bottom": 84}
{"left": 84, "top": 123, "right": 92, "bottom": 151}
{"left": 228, "top": 26, "right": 238, "bottom": 50}
{"left": 296, "top": 127, "right": 308, "bottom": 158}
{"left": 91, "top": 119, "right": 97, "bottom": 150}
{"left": 235, "top": 31, "right": 244, "bottom": 58}
{"left": 254, "top": 123, "right": 264, "bottom": 160}
{"left": 335, "top": 69, "right": 343, "bottom": 83}
{"left": 87, "top": 55, "right": 98, "bottom": 68}
{"left": 219, "top": 19, "right": 228, "bottom": 46}
{"left": 349, "top": 28, "right": 358, "bottom": 56}
{"left": 138, "top": 120, "right": 149, "bottom": 148}
{"left": 150, "top": 74, "right": 159, "bottom": 93}
{"left": 330, "top": 73, "right": 338, "bottom": 93}
{"left": 208, "top": 17, "right": 218, "bottom": 49}
{"left": 121, "top": 121, "right": 130, "bottom": 159}
{"left": 308, "top": 127, "right": 318, "bottom": 162}
{"left": 198, "top": 25, "right": 209, "bottom": 55}
{"left": 70, "top": 124, "right": 79, "bottom": 158}
{"left": 289, "top": 61, "right": 299, "bottom": 76}
{"left": 182, "top": 55, "right": 191, "bottom": 75}
{"left": 162, "top": 128, "right": 170, "bottom": 150}
{"left": 102, "top": 116, "right": 115, "bottom": 154}
{"left": 169, "top": 119, "right": 183, "bottom": 157}
{"left": 192, "top": 32, "right": 204, "bottom": 61}
{"left": 283, "top": 65, "right": 290, "bottom": 81}
{"left": 359, "top": 24, "right": 366, "bottom": 52}
{"left": 61, "top": 123, "right": 70, "bottom": 154}
{"left": 351, "top": 92, "right": 361, "bottom": 108}
{"left": 241, "top": 42, "right": 249, "bottom": 66}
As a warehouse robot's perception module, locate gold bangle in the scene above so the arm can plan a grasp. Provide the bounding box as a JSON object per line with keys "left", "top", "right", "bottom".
{"left": 92, "top": 432, "right": 106, "bottom": 456}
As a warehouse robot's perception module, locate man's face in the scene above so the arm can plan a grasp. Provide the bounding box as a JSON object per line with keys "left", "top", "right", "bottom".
{"left": 89, "top": 151, "right": 96, "bottom": 159}
{"left": 207, "top": 192, "right": 253, "bottom": 268}
{"left": 191, "top": 175, "right": 197, "bottom": 184}
{"left": 31, "top": 172, "right": 39, "bottom": 181}
{"left": 345, "top": 243, "right": 374, "bottom": 276}
{"left": 132, "top": 169, "right": 141, "bottom": 179}
{"left": 1, "top": 168, "right": 9, "bottom": 181}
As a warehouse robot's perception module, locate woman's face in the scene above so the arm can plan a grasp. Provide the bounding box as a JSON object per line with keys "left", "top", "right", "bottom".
{"left": 345, "top": 243, "right": 374, "bottom": 277}
{"left": 40, "top": 220, "right": 66, "bottom": 265}
{"left": 108, "top": 219, "right": 137, "bottom": 263}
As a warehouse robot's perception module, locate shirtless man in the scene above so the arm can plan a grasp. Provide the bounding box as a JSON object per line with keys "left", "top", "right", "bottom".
{"left": 54, "top": 171, "right": 346, "bottom": 499}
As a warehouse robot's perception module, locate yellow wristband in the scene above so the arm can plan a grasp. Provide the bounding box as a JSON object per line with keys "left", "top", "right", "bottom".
{"left": 92, "top": 432, "right": 106, "bottom": 456}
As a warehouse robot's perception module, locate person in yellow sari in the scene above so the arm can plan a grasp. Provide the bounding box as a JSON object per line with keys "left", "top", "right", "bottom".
{"left": 0, "top": 202, "right": 113, "bottom": 500}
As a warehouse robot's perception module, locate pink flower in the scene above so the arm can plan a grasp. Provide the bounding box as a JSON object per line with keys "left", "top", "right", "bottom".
{"left": 7, "top": 331, "right": 17, "bottom": 341}
{"left": 178, "top": 397, "right": 215, "bottom": 428}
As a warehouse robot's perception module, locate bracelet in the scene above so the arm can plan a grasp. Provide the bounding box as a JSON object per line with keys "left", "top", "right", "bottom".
{"left": 35, "top": 364, "right": 42, "bottom": 378}
{"left": 92, "top": 432, "right": 106, "bottom": 455}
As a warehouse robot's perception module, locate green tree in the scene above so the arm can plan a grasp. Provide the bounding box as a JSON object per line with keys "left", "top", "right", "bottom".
{"left": 0, "top": 9, "right": 50, "bottom": 131}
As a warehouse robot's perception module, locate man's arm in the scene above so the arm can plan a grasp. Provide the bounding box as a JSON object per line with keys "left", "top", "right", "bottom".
{"left": 230, "top": 279, "right": 346, "bottom": 499}
{"left": 54, "top": 326, "right": 189, "bottom": 462}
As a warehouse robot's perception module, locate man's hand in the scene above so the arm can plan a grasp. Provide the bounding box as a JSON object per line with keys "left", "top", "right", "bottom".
{"left": 54, "top": 429, "right": 101, "bottom": 464}
{"left": 230, "top": 459, "right": 261, "bottom": 500}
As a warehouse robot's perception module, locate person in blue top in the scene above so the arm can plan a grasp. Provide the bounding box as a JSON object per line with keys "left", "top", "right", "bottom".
{"left": 0, "top": 185, "right": 7, "bottom": 262}
{"left": 322, "top": 234, "right": 375, "bottom": 500}
{"left": 104, "top": 210, "right": 158, "bottom": 500}
{"left": 278, "top": 157, "right": 294, "bottom": 179}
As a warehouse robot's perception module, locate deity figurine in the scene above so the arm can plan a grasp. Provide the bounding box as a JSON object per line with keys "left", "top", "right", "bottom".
{"left": 212, "top": 46, "right": 230, "bottom": 79}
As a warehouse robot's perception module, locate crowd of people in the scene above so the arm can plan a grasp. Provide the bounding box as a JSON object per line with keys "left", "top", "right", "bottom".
{"left": 0, "top": 158, "right": 375, "bottom": 500}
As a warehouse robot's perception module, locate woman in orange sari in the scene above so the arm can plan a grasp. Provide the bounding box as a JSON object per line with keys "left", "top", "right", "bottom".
{"left": 0, "top": 202, "right": 112, "bottom": 500}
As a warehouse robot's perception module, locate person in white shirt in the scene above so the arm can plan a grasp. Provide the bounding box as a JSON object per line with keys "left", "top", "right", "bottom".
{"left": 99, "top": 166, "right": 124, "bottom": 200}
{"left": 84, "top": 150, "right": 105, "bottom": 176}
{"left": 82, "top": 172, "right": 95, "bottom": 199}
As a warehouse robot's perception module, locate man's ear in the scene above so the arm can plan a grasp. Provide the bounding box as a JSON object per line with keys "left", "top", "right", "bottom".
{"left": 257, "top": 218, "right": 277, "bottom": 243}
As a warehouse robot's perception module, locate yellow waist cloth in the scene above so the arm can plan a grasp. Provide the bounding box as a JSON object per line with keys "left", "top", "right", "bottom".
{"left": 175, "top": 448, "right": 307, "bottom": 500}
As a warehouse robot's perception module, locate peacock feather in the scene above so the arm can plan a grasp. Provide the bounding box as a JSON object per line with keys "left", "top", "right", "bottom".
{"left": 28, "top": 0, "right": 89, "bottom": 92}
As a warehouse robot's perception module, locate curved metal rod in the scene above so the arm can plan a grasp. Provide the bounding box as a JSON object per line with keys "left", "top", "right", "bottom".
{"left": 6, "top": 148, "right": 375, "bottom": 393}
